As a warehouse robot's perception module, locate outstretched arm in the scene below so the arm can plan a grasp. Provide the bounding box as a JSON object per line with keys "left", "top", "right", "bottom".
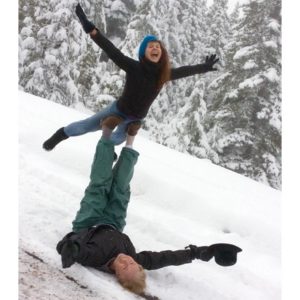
{"left": 171, "top": 54, "right": 219, "bottom": 80}
{"left": 136, "top": 249, "right": 193, "bottom": 270}
{"left": 75, "top": 4, "right": 136, "bottom": 71}
{"left": 89, "top": 29, "right": 137, "bottom": 71}
{"left": 136, "top": 243, "right": 242, "bottom": 270}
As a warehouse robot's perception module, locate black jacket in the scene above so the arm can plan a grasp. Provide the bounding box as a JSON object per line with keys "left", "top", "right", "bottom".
{"left": 58, "top": 225, "right": 193, "bottom": 272}
{"left": 91, "top": 31, "right": 210, "bottom": 119}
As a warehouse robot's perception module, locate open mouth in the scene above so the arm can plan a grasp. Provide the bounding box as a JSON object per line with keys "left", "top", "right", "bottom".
{"left": 151, "top": 53, "right": 159, "bottom": 58}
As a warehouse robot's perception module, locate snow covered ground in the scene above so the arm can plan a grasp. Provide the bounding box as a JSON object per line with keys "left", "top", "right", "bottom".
{"left": 19, "top": 91, "right": 281, "bottom": 300}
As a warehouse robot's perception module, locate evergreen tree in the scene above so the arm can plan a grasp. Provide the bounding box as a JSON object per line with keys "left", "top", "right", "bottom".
{"left": 206, "top": 0, "right": 281, "bottom": 189}
{"left": 177, "top": 81, "right": 219, "bottom": 161}
{"left": 229, "top": 2, "right": 241, "bottom": 27}
{"left": 19, "top": 0, "right": 86, "bottom": 106}
{"left": 103, "top": 0, "right": 136, "bottom": 41}
{"left": 19, "top": 0, "right": 45, "bottom": 94}
{"left": 206, "top": 0, "right": 231, "bottom": 67}
{"left": 72, "top": 0, "right": 108, "bottom": 110}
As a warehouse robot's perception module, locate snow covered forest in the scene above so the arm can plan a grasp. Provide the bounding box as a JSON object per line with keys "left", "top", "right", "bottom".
{"left": 18, "top": 0, "right": 281, "bottom": 189}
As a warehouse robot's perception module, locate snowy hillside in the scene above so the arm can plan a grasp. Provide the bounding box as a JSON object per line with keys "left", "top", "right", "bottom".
{"left": 19, "top": 91, "right": 281, "bottom": 300}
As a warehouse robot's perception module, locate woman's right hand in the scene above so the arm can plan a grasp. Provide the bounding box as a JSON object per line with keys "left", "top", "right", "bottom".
{"left": 75, "top": 3, "right": 96, "bottom": 34}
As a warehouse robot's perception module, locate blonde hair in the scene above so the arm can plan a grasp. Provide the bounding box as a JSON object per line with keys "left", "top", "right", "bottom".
{"left": 118, "top": 265, "right": 146, "bottom": 295}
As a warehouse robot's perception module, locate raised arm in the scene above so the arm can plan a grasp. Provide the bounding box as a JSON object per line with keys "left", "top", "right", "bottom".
{"left": 75, "top": 4, "right": 136, "bottom": 71}
{"left": 171, "top": 54, "right": 219, "bottom": 80}
{"left": 89, "top": 29, "right": 137, "bottom": 71}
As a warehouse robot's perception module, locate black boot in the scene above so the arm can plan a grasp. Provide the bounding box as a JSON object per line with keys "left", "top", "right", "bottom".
{"left": 43, "top": 127, "right": 68, "bottom": 151}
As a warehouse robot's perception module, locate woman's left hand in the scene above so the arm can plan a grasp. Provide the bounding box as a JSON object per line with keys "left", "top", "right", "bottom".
{"left": 203, "top": 54, "right": 219, "bottom": 71}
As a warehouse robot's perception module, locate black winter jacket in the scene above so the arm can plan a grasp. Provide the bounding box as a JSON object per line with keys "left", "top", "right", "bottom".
{"left": 58, "top": 225, "right": 193, "bottom": 272}
{"left": 91, "top": 31, "right": 211, "bottom": 119}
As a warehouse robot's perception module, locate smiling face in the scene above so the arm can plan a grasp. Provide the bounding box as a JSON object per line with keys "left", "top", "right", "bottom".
{"left": 112, "top": 254, "right": 142, "bottom": 282}
{"left": 144, "top": 41, "right": 162, "bottom": 63}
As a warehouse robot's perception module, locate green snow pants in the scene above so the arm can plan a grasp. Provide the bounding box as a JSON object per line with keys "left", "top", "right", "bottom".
{"left": 72, "top": 138, "right": 139, "bottom": 232}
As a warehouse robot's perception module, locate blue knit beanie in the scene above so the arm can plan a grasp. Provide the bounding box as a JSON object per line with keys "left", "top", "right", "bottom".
{"left": 138, "top": 35, "right": 158, "bottom": 60}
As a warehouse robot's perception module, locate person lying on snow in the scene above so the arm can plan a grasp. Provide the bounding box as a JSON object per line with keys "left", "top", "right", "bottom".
{"left": 43, "top": 3, "right": 219, "bottom": 151}
{"left": 56, "top": 117, "right": 242, "bottom": 299}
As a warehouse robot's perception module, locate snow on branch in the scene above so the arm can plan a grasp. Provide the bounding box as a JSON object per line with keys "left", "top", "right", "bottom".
{"left": 233, "top": 45, "right": 258, "bottom": 60}
{"left": 239, "top": 74, "right": 263, "bottom": 89}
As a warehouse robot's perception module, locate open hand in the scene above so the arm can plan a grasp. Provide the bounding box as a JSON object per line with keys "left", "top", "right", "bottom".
{"left": 204, "top": 54, "right": 219, "bottom": 71}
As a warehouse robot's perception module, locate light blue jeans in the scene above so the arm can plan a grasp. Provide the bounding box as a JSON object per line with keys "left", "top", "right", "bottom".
{"left": 64, "top": 101, "right": 141, "bottom": 145}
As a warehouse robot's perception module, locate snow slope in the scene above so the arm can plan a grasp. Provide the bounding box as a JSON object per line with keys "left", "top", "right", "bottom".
{"left": 19, "top": 91, "right": 281, "bottom": 300}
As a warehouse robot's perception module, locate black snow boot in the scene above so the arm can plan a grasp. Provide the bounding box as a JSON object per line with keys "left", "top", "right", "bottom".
{"left": 43, "top": 127, "right": 68, "bottom": 151}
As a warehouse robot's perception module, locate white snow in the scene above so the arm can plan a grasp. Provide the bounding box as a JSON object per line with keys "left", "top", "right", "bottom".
{"left": 264, "top": 40, "right": 278, "bottom": 49}
{"left": 233, "top": 45, "right": 258, "bottom": 60}
{"left": 19, "top": 91, "right": 281, "bottom": 300}
{"left": 217, "top": 131, "right": 253, "bottom": 150}
{"left": 239, "top": 74, "right": 264, "bottom": 89}
{"left": 55, "top": 28, "right": 68, "bottom": 43}
{"left": 111, "top": 0, "right": 127, "bottom": 12}
{"left": 225, "top": 89, "right": 239, "bottom": 99}
{"left": 268, "top": 19, "right": 280, "bottom": 33}
{"left": 264, "top": 67, "right": 280, "bottom": 83}
{"left": 20, "top": 27, "right": 33, "bottom": 37}
{"left": 243, "top": 59, "right": 258, "bottom": 70}
{"left": 23, "top": 16, "right": 33, "bottom": 26}
{"left": 33, "top": 67, "right": 44, "bottom": 80}
{"left": 22, "top": 37, "right": 36, "bottom": 50}
{"left": 45, "top": 53, "right": 58, "bottom": 65}
{"left": 208, "top": 72, "right": 231, "bottom": 89}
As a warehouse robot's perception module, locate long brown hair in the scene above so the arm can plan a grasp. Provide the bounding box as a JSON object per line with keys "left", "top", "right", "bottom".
{"left": 157, "top": 41, "right": 171, "bottom": 90}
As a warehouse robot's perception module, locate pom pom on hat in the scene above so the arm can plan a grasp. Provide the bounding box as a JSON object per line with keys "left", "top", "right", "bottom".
{"left": 138, "top": 35, "right": 158, "bottom": 60}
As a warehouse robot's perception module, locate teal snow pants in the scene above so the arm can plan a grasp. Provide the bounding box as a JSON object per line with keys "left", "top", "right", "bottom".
{"left": 72, "top": 138, "right": 139, "bottom": 232}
